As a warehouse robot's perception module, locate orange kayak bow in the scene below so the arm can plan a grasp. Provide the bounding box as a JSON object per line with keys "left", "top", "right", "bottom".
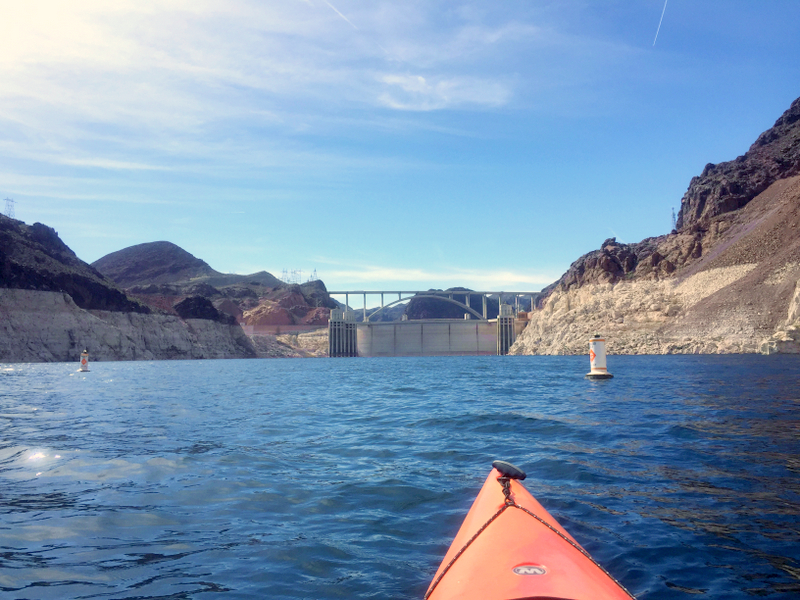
{"left": 425, "top": 460, "right": 635, "bottom": 600}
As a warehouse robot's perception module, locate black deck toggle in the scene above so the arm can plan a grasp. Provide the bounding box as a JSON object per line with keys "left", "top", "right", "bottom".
{"left": 492, "top": 460, "right": 527, "bottom": 480}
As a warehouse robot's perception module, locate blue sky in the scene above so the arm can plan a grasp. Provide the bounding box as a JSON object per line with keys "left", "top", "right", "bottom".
{"left": 2, "top": 1, "right": 799, "bottom": 292}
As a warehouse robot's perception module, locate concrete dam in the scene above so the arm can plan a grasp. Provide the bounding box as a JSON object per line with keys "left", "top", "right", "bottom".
{"left": 327, "top": 290, "right": 535, "bottom": 358}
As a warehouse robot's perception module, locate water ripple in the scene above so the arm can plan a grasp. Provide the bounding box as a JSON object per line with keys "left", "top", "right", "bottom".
{"left": 1, "top": 355, "right": 798, "bottom": 598}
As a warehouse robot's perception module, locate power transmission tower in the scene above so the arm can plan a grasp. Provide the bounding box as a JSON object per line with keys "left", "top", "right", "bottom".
{"left": 281, "top": 269, "right": 303, "bottom": 285}
{"left": 3, "top": 198, "right": 15, "bottom": 219}
{"left": 671, "top": 207, "right": 677, "bottom": 231}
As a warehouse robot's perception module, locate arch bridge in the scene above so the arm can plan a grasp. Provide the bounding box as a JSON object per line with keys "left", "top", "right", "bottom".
{"left": 327, "top": 290, "right": 539, "bottom": 322}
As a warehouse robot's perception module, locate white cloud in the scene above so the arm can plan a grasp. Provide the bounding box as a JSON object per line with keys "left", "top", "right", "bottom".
{"left": 0, "top": 1, "right": 643, "bottom": 196}
{"left": 0, "top": 1, "right": 533, "bottom": 144}
{"left": 57, "top": 158, "right": 170, "bottom": 171}
{"left": 378, "top": 74, "right": 511, "bottom": 111}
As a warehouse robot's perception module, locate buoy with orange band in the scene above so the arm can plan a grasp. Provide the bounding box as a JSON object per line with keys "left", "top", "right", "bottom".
{"left": 586, "top": 334, "right": 613, "bottom": 379}
{"left": 78, "top": 349, "right": 90, "bottom": 372}
{"left": 424, "top": 461, "right": 635, "bottom": 600}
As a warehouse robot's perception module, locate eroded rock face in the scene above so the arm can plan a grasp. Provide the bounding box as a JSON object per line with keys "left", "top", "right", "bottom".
{"left": 511, "top": 265, "right": 769, "bottom": 356}
{"left": 676, "top": 96, "right": 800, "bottom": 230}
{"left": 214, "top": 298, "right": 244, "bottom": 322}
{"left": 237, "top": 284, "right": 334, "bottom": 327}
{"left": 301, "top": 307, "right": 330, "bottom": 325}
{"left": 242, "top": 301, "right": 294, "bottom": 326}
{"left": 0, "top": 215, "right": 147, "bottom": 313}
{"left": 512, "top": 174, "right": 800, "bottom": 355}
{"left": 543, "top": 235, "right": 694, "bottom": 298}
{"left": 760, "top": 279, "right": 800, "bottom": 354}
{"left": 0, "top": 289, "right": 256, "bottom": 362}
{"left": 513, "top": 96, "right": 800, "bottom": 356}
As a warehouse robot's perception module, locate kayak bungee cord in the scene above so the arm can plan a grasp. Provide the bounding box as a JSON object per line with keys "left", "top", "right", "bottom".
{"left": 424, "top": 484, "right": 511, "bottom": 600}
{"left": 424, "top": 461, "right": 636, "bottom": 600}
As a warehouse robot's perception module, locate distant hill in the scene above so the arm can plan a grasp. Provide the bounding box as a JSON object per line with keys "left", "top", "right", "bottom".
{"left": 0, "top": 217, "right": 261, "bottom": 362}
{"left": 0, "top": 215, "right": 147, "bottom": 312}
{"left": 93, "top": 241, "right": 336, "bottom": 327}
{"left": 93, "top": 241, "right": 219, "bottom": 287}
{"left": 406, "top": 288, "right": 502, "bottom": 320}
{"left": 92, "top": 241, "right": 283, "bottom": 289}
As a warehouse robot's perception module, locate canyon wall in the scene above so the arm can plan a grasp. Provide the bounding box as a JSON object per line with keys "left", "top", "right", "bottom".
{"left": 510, "top": 263, "right": 800, "bottom": 355}
{"left": 512, "top": 97, "right": 800, "bottom": 356}
{"left": 511, "top": 169, "right": 800, "bottom": 355}
{"left": 0, "top": 289, "right": 257, "bottom": 362}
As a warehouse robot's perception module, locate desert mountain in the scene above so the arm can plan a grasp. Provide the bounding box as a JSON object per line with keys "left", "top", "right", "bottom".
{"left": 0, "top": 218, "right": 256, "bottom": 361}
{"left": 0, "top": 216, "right": 146, "bottom": 313}
{"left": 93, "top": 241, "right": 285, "bottom": 290}
{"left": 95, "top": 241, "right": 233, "bottom": 287}
{"left": 512, "top": 95, "right": 800, "bottom": 355}
{"left": 93, "top": 241, "right": 336, "bottom": 327}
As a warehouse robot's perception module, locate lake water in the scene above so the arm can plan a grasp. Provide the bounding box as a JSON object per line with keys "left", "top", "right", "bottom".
{"left": 1, "top": 355, "right": 799, "bottom": 599}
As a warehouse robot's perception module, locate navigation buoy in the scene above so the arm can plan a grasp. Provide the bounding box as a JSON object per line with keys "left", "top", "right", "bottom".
{"left": 78, "top": 349, "right": 90, "bottom": 372}
{"left": 586, "top": 334, "right": 613, "bottom": 379}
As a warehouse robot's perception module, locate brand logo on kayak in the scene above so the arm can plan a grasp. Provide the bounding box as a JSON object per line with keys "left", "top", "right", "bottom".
{"left": 513, "top": 564, "right": 547, "bottom": 576}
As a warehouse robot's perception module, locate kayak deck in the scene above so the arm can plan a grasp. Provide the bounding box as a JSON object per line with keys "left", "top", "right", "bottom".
{"left": 425, "top": 462, "right": 635, "bottom": 600}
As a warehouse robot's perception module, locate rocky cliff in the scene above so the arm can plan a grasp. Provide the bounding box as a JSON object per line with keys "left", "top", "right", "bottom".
{"left": 1, "top": 215, "right": 147, "bottom": 312}
{"left": 0, "top": 218, "right": 258, "bottom": 362}
{"left": 677, "top": 96, "right": 800, "bottom": 230}
{"left": 0, "top": 289, "right": 256, "bottom": 362}
{"left": 511, "top": 96, "right": 800, "bottom": 356}
{"left": 93, "top": 242, "right": 336, "bottom": 329}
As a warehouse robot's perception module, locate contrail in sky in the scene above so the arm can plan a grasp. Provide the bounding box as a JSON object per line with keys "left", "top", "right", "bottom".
{"left": 322, "top": 1, "right": 391, "bottom": 54}
{"left": 653, "top": 0, "right": 668, "bottom": 46}
{"left": 324, "top": 0, "right": 358, "bottom": 30}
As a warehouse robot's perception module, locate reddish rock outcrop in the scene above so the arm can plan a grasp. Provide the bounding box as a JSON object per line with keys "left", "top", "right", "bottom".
{"left": 301, "top": 307, "right": 330, "bottom": 325}
{"left": 242, "top": 301, "right": 295, "bottom": 326}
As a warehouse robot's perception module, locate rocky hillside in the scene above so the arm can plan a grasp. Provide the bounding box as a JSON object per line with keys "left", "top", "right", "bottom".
{"left": 0, "top": 288, "right": 257, "bottom": 362}
{"left": 512, "top": 95, "right": 800, "bottom": 355}
{"left": 239, "top": 281, "right": 335, "bottom": 328}
{"left": 93, "top": 241, "right": 338, "bottom": 331}
{"left": 0, "top": 219, "right": 257, "bottom": 362}
{"left": 92, "top": 241, "right": 284, "bottom": 289}
{"left": 1, "top": 215, "right": 146, "bottom": 312}
{"left": 677, "top": 96, "right": 800, "bottom": 229}
{"left": 92, "top": 241, "right": 221, "bottom": 287}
